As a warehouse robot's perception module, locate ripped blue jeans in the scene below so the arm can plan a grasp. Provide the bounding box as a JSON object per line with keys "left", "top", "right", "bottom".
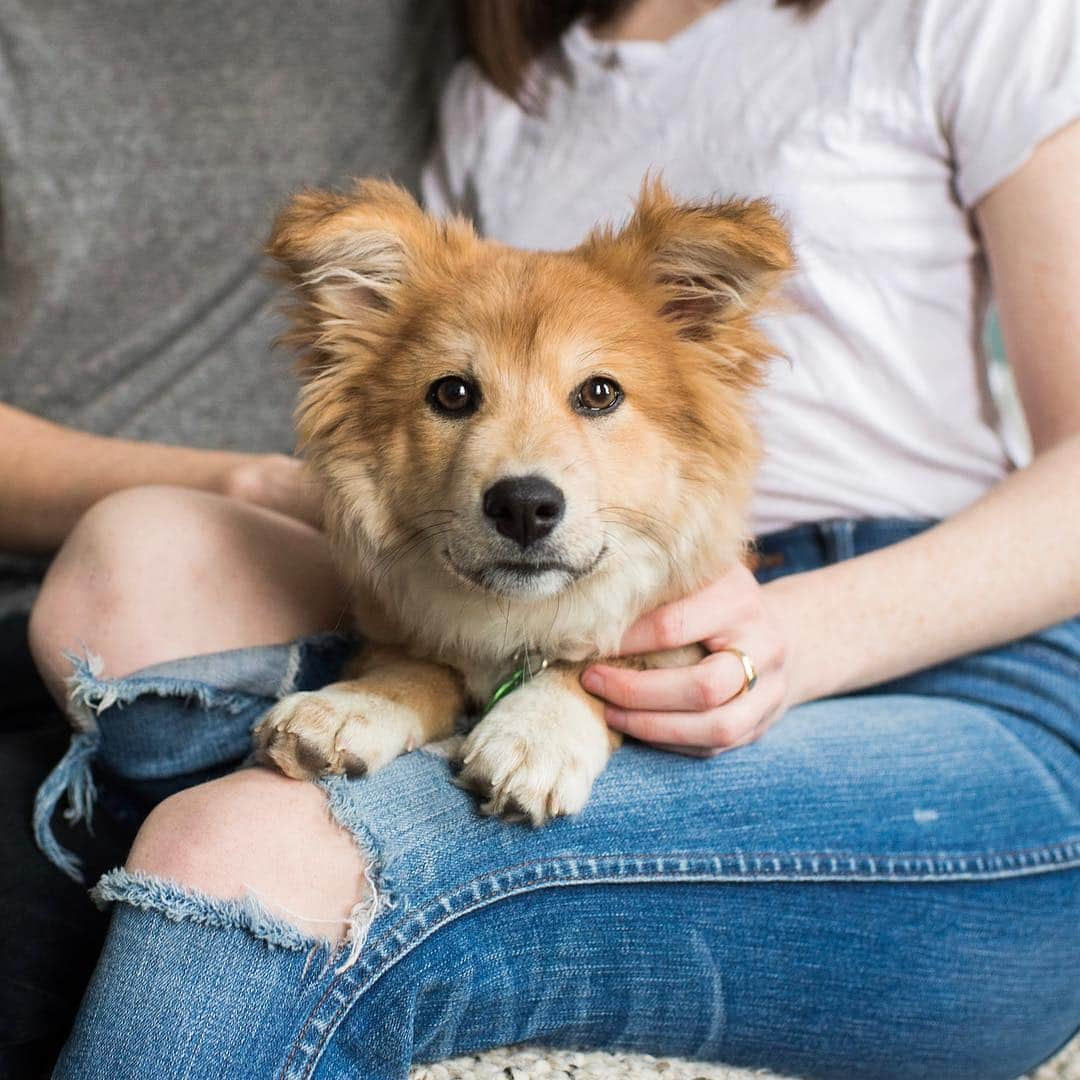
{"left": 39, "top": 519, "right": 1080, "bottom": 1079}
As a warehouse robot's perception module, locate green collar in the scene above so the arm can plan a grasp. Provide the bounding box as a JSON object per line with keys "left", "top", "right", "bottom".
{"left": 481, "top": 657, "right": 549, "bottom": 716}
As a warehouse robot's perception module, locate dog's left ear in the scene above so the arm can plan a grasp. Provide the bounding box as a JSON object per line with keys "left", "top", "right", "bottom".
{"left": 580, "top": 177, "right": 794, "bottom": 342}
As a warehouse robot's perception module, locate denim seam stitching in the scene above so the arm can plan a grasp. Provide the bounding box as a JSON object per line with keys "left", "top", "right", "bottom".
{"left": 281, "top": 838, "right": 1080, "bottom": 1078}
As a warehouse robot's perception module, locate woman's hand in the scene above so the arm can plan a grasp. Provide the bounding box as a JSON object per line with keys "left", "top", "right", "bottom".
{"left": 580, "top": 562, "right": 792, "bottom": 757}
{"left": 221, "top": 454, "right": 324, "bottom": 530}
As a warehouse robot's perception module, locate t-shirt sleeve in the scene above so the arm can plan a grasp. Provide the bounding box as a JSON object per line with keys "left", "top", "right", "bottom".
{"left": 931, "top": 0, "right": 1080, "bottom": 208}
{"left": 419, "top": 59, "right": 492, "bottom": 218}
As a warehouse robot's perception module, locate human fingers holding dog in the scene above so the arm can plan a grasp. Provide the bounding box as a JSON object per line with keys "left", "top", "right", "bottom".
{"left": 580, "top": 563, "right": 790, "bottom": 755}
{"left": 222, "top": 453, "right": 325, "bottom": 529}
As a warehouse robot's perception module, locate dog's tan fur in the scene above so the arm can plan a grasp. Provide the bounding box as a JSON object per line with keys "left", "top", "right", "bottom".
{"left": 253, "top": 178, "right": 792, "bottom": 823}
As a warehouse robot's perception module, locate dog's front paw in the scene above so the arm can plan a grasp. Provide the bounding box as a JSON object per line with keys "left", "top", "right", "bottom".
{"left": 253, "top": 685, "right": 417, "bottom": 781}
{"left": 454, "top": 688, "right": 611, "bottom": 826}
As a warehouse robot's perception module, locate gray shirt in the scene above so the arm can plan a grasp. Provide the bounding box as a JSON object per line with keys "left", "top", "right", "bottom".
{"left": 0, "top": 0, "right": 452, "bottom": 614}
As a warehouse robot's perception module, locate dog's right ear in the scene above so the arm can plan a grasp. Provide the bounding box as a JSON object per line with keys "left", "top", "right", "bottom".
{"left": 267, "top": 179, "right": 458, "bottom": 365}
{"left": 268, "top": 179, "right": 426, "bottom": 319}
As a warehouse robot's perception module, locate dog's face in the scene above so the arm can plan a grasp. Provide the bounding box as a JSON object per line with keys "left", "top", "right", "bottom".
{"left": 270, "top": 180, "right": 791, "bottom": 654}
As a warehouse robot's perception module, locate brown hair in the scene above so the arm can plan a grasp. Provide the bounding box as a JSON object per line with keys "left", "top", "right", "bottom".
{"left": 460, "top": 0, "right": 827, "bottom": 103}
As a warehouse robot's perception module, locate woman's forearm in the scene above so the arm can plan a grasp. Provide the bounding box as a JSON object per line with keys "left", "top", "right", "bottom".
{"left": 0, "top": 403, "right": 253, "bottom": 553}
{"left": 768, "top": 432, "right": 1080, "bottom": 706}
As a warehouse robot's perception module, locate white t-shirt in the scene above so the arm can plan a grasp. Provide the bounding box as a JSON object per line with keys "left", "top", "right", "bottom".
{"left": 421, "top": 0, "right": 1080, "bottom": 536}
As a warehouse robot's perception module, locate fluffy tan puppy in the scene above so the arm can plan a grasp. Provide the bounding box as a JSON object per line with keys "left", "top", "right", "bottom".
{"left": 253, "top": 177, "right": 792, "bottom": 824}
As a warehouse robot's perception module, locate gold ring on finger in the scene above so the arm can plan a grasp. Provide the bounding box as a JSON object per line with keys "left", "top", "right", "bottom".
{"left": 716, "top": 646, "right": 758, "bottom": 699}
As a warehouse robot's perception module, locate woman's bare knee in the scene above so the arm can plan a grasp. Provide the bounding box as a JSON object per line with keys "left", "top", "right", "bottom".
{"left": 127, "top": 768, "right": 366, "bottom": 942}
{"left": 29, "top": 485, "right": 343, "bottom": 703}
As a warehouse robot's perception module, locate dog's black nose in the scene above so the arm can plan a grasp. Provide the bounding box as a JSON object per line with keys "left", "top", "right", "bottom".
{"left": 483, "top": 475, "right": 565, "bottom": 549}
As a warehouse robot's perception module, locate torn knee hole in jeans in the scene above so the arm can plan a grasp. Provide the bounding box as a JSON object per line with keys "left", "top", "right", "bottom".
{"left": 94, "top": 800, "right": 391, "bottom": 976}
{"left": 34, "top": 637, "right": 348, "bottom": 881}
{"left": 36, "top": 637, "right": 389, "bottom": 972}
{"left": 92, "top": 869, "right": 383, "bottom": 976}
{"left": 34, "top": 647, "right": 284, "bottom": 882}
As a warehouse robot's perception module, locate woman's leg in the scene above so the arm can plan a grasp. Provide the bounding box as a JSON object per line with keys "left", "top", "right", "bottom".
{"left": 56, "top": 686, "right": 1080, "bottom": 1080}
{"left": 29, "top": 485, "right": 345, "bottom": 705}
{"left": 24, "top": 484, "right": 359, "bottom": 1028}
{"left": 126, "top": 767, "right": 365, "bottom": 941}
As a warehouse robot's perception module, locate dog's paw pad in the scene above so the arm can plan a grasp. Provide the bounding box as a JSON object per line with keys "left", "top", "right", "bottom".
{"left": 260, "top": 728, "right": 337, "bottom": 778}
{"left": 252, "top": 691, "right": 353, "bottom": 780}
{"left": 254, "top": 690, "right": 381, "bottom": 780}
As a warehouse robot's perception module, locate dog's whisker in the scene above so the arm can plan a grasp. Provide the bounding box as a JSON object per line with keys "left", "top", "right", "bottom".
{"left": 607, "top": 512, "right": 678, "bottom": 555}
{"left": 404, "top": 508, "right": 456, "bottom": 525}
{"left": 598, "top": 505, "right": 679, "bottom": 542}
{"left": 370, "top": 525, "right": 454, "bottom": 594}
{"left": 598, "top": 515, "right": 672, "bottom": 565}
{"left": 544, "top": 591, "right": 562, "bottom": 652}
{"left": 597, "top": 503, "right": 673, "bottom": 526}
{"left": 368, "top": 531, "right": 424, "bottom": 576}
{"left": 501, "top": 597, "right": 514, "bottom": 657}
{"left": 330, "top": 601, "right": 352, "bottom": 635}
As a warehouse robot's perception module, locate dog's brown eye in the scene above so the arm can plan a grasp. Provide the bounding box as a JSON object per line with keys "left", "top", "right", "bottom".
{"left": 427, "top": 376, "right": 478, "bottom": 418}
{"left": 575, "top": 376, "right": 623, "bottom": 415}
